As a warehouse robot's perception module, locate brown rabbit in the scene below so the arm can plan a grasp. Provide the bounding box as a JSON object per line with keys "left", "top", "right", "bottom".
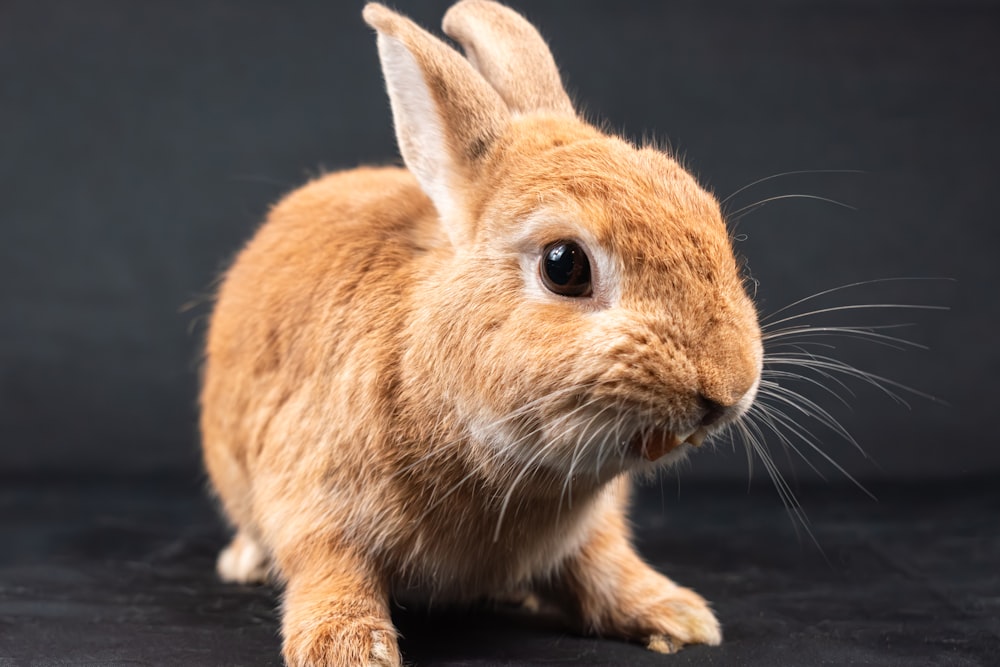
{"left": 200, "top": 1, "right": 762, "bottom": 664}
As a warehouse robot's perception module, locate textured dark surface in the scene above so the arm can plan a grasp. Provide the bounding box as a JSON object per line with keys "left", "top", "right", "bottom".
{"left": 1, "top": 476, "right": 997, "bottom": 666}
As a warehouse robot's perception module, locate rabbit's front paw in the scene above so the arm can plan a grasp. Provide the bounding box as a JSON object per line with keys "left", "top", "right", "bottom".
{"left": 283, "top": 616, "right": 401, "bottom": 667}
{"left": 559, "top": 519, "right": 723, "bottom": 654}
{"left": 637, "top": 586, "right": 721, "bottom": 653}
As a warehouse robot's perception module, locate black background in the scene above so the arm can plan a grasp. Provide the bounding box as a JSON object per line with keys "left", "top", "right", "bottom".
{"left": 2, "top": 0, "right": 998, "bottom": 487}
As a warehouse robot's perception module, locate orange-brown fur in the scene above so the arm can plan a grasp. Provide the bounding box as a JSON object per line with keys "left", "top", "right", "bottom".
{"left": 201, "top": 2, "right": 762, "bottom": 665}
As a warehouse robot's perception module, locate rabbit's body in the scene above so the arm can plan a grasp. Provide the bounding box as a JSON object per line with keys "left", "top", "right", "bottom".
{"left": 201, "top": 3, "right": 762, "bottom": 665}
{"left": 203, "top": 138, "right": 664, "bottom": 600}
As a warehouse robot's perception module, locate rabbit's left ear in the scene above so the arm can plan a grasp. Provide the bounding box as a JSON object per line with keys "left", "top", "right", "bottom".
{"left": 364, "top": 3, "right": 510, "bottom": 245}
{"left": 443, "top": 0, "right": 574, "bottom": 116}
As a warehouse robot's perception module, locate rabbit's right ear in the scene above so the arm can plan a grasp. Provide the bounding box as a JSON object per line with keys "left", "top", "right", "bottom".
{"left": 442, "top": 0, "right": 574, "bottom": 116}
{"left": 364, "top": 4, "right": 510, "bottom": 246}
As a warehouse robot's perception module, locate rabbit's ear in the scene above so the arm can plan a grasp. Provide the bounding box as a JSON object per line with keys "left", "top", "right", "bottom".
{"left": 442, "top": 0, "right": 574, "bottom": 116}
{"left": 364, "top": 3, "right": 510, "bottom": 245}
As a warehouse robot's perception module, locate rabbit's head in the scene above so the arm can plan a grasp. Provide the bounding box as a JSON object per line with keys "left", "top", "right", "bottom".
{"left": 365, "top": 1, "right": 762, "bottom": 482}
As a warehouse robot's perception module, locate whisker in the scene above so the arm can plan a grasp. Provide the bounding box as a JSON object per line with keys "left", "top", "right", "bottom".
{"left": 761, "top": 370, "right": 853, "bottom": 412}
{"left": 735, "top": 277, "right": 949, "bottom": 553}
{"left": 766, "top": 354, "right": 909, "bottom": 406}
{"left": 493, "top": 439, "right": 560, "bottom": 542}
{"left": 739, "top": 414, "right": 825, "bottom": 555}
{"left": 731, "top": 420, "right": 756, "bottom": 492}
{"left": 763, "top": 303, "right": 949, "bottom": 331}
{"left": 753, "top": 399, "right": 877, "bottom": 502}
{"left": 720, "top": 169, "right": 865, "bottom": 207}
{"left": 766, "top": 353, "right": 944, "bottom": 405}
{"left": 392, "top": 382, "right": 595, "bottom": 479}
{"left": 493, "top": 397, "right": 614, "bottom": 542}
{"left": 759, "top": 277, "right": 953, "bottom": 326}
{"left": 560, "top": 401, "right": 619, "bottom": 513}
{"left": 748, "top": 402, "right": 829, "bottom": 481}
{"left": 727, "top": 193, "right": 856, "bottom": 223}
{"left": 616, "top": 397, "right": 632, "bottom": 472}
{"left": 763, "top": 325, "right": 929, "bottom": 351}
{"left": 403, "top": 382, "right": 610, "bottom": 529}
{"left": 758, "top": 380, "right": 859, "bottom": 448}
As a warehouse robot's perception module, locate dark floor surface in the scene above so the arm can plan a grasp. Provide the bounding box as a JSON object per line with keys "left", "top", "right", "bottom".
{"left": 1, "top": 475, "right": 997, "bottom": 666}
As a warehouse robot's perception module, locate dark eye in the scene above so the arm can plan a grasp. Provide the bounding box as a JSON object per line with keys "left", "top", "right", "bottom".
{"left": 540, "top": 240, "right": 592, "bottom": 297}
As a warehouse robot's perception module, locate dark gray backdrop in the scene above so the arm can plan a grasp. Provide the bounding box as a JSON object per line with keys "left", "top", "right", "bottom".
{"left": 2, "top": 0, "right": 997, "bottom": 484}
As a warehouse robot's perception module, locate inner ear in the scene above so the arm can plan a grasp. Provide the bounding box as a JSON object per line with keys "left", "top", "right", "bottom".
{"left": 364, "top": 3, "right": 510, "bottom": 245}
{"left": 374, "top": 33, "right": 455, "bottom": 222}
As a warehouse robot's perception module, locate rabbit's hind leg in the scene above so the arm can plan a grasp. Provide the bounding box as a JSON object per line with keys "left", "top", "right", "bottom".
{"left": 217, "top": 530, "right": 271, "bottom": 585}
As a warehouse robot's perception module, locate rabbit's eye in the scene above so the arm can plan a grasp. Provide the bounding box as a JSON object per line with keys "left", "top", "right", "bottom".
{"left": 540, "top": 241, "right": 592, "bottom": 297}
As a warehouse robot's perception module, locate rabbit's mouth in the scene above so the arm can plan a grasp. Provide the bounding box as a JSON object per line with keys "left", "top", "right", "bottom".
{"left": 630, "top": 427, "right": 708, "bottom": 462}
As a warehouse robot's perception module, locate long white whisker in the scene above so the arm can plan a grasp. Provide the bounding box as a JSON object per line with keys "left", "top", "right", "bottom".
{"left": 493, "top": 441, "right": 558, "bottom": 542}
{"left": 393, "top": 382, "right": 594, "bottom": 479}
{"left": 492, "top": 396, "right": 615, "bottom": 542}
{"left": 761, "top": 369, "right": 854, "bottom": 408}
{"left": 753, "top": 399, "right": 877, "bottom": 501}
{"left": 748, "top": 403, "right": 825, "bottom": 474}
{"left": 763, "top": 303, "right": 948, "bottom": 331}
{"left": 737, "top": 277, "right": 949, "bottom": 553}
{"left": 720, "top": 169, "right": 865, "bottom": 207}
{"left": 560, "top": 401, "right": 618, "bottom": 512}
{"left": 758, "top": 381, "right": 859, "bottom": 449}
{"left": 766, "top": 353, "right": 943, "bottom": 405}
{"left": 759, "top": 277, "right": 952, "bottom": 326}
{"left": 763, "top": 325, "right": 929, "bottom": 351}
{"left": 405, "top": 382, "right": 609, "bottom": 529}
{"left": 742, "top": 416, "right": 814, "bottom": 538}
{"left": 745, "top": 415, "right": 829, "bottom": 556}
{"left": 728, "top": 193, "right": 856, "bottom": 222}
{"left": 731, "top": 420, "right": 755, "bottom": 486}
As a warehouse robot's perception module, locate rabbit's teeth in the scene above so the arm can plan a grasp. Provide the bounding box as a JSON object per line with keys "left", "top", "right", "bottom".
{"left": 633, "top": 429, "right": 682, "bottom": 461}
{"left": 684, "top": 428, "right": 707, "bottom": 448}
{"left": 630, "top": 426, "right": 708, "bottom": 461}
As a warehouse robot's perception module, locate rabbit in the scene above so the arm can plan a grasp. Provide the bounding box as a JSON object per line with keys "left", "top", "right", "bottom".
{"left": 200, "top": 1, "right": 763, "bottom": 665}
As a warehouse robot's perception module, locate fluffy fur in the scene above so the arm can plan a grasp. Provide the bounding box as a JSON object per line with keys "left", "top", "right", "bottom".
{"left": 200, "top": 2, "right": 763, "bottom": 665}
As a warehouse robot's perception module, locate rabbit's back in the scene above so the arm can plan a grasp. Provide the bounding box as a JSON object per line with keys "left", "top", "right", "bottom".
{"left": 200, "top": 166, "right": 438, "bottom": 533}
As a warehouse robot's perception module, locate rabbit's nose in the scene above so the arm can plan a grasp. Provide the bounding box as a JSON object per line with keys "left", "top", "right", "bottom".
{"left": 698, "top": 395, "right": 728, "bottom": 427}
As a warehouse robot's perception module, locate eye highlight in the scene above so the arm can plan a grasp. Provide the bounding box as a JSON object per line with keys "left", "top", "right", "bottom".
{"left": 540, "top": 240, "right": 592, "bottom": 297}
